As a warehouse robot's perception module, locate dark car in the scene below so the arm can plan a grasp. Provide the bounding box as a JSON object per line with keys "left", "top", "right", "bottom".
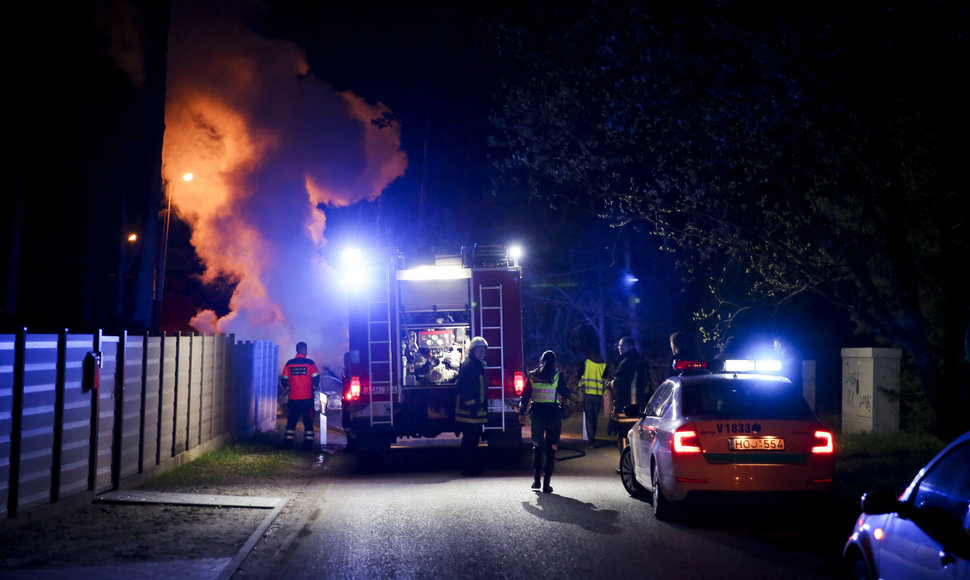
{"left": 842, "top": 430, "right": 970, "bottom": 580}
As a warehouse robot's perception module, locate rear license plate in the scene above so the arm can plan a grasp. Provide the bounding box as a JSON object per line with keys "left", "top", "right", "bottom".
{"left": 728, "top": 437, "right": 785, "bottom": 450}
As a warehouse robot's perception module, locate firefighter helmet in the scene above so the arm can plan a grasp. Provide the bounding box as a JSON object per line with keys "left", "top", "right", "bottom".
{"left": 468, "top": 336, "right": 488, "bottom": 351}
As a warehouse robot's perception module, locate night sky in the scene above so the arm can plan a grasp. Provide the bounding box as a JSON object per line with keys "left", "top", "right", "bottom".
{"left": 8, "top": 0, "right": 941, "bottom": 392}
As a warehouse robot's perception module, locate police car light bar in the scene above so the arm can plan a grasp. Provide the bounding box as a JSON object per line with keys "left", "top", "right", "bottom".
{"left": 722, "top": 359, "right": 783, "bottom": 373}
{"left": 673, "top": 359, "right": 707, "bottom": 372}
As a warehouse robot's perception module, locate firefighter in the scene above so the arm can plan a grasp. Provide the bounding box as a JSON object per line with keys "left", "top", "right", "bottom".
{"left": 455, "top": 336, "right": 489, "bottom": 475}
{"left": 579, "top": 350, "right": 610, "bottom": 448}
{"left": 281, "top": 342, "right": 321, "bottom": 450}
{"left": 519, "top": 350, "right": 571, "bottom": 493}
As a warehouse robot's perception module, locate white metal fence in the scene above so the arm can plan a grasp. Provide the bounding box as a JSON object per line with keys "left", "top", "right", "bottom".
{"left": 0, "top": 330, "right": 278, "bottom": 519}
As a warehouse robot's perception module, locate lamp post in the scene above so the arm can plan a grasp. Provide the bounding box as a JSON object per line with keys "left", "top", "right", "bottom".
{"left": 154, "top": 172, "right": 191, "bottom": 331}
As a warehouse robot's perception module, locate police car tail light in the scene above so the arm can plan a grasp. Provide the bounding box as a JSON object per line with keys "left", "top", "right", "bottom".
{"left": 673, "top": 426, "right": 702, "bottom": 454}
{"left": 346, "top": 376, "right": 361, "bottom": 402}
{"left": 513, "top": 371, "right": 525, "bottom": 396}
{"left": 811, "top": 430, "right": 834, "bottom": 454}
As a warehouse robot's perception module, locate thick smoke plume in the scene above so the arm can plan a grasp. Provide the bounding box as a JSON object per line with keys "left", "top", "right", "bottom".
{"left": 161, "top": 1, "right": 407, "bottom": 368}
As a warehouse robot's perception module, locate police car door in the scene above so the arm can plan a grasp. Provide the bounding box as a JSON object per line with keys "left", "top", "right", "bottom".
{"left": 635, "top": 381, "right": 674, "bottom": 487}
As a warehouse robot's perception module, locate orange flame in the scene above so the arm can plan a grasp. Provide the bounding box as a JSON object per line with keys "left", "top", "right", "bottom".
{"left": 161, "top": 1, "right": 407, "bottom": 366}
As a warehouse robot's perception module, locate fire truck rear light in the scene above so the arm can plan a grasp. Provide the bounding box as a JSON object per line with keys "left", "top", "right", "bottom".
{"left": 811, "top": 430, "right": 834, "bottom": 454}
{"left": 673, "top": 427, "right": 702, "bottom": 454}
{"left": 513, "top": 371, "right": 525, "bottom": 396}
{"left": 346, "top": 376, "right": 361, "bottom": 402}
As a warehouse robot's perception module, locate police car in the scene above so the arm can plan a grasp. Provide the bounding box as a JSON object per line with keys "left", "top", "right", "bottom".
{"left": 618, "top": 358, "right": 835, "bottom": 520}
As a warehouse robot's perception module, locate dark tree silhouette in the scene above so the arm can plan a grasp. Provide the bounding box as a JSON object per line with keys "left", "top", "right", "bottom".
{"left": 488, "top": 0, "right": 969, "bottom": 437}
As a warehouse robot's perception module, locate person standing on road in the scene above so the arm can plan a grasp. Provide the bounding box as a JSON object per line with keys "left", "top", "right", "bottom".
{"left": 611, "top": 337, "right": 650, "bottom": 413}
{"left": 579, "top": 350, "right": 610, "bottom": 448}
{"left": 520, "top": 350, "right": 571, "bottom": 493}
{"left": 455, "top": 336, "right": 489, "bottom": 476}
{"left": 281, "top": 342, "right": 321, "bottom": 450}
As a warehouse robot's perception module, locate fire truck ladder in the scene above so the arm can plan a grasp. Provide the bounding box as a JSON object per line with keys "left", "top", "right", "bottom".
{"left": 367, "top": 263, "right": 394, "bottom": 427}
{"left": 479, "top": 284, "right": 506, "bottom": 431}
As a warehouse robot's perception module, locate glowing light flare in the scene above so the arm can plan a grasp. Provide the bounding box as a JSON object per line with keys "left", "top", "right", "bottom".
{"left": 754, "top": 358, "right": 783, "bottom": 372}
{"left": 513, "top": 371, "right": 525, "bottom": 396}
{"left": 873, "top": 528, "right": 884, "bottom": 541}
{"left": 341, "top": 266, "right": 370, "bottom": 291}
{"left": 127, "top": 233, "right": 138, "bottom": 243}
{"left": 721, "top": 358, "right": 783, "bottom": 373}
{"left": 397, "top": 266, "right": 470, "bottom": 281}
{"left": 342, "top": 247, "right": 363, "bottom": 263}
{"left": 183, "top": 173, "right": 194, "bottom": 182}
{"left": 346, "top": 376, "right": 361, "bottom": 402}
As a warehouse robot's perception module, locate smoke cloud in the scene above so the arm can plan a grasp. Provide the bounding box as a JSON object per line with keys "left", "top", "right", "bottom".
{"left": 161, "top": 1, "right": 407, "bottom": 368}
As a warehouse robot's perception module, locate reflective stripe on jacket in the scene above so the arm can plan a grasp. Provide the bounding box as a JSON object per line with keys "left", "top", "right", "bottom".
{"left": 529, "top": 371, "right": 560, "bottom": 403}
{"left": 580, "top": 359, "right": 607, "bottom": 395}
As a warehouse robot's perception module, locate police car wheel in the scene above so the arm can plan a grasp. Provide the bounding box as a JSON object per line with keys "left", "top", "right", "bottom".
{"left": 651, "top": 462, "right": 675, "bottom": 521}
{"left": 619, "top": 447, "right": 646, "bottom": 497}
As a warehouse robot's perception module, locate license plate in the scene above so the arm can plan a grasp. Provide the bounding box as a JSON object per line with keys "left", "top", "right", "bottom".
{"left": 728, "top": 437, "right": 785, "bottom": 450}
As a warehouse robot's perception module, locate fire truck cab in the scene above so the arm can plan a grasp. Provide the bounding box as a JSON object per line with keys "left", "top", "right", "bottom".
{"left": 341, "top": 244, "right": 525, "bottom": 460}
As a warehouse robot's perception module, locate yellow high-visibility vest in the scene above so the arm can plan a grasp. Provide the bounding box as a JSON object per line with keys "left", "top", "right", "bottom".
{"left": 529, "top": 371, "right": 560, "bottom": 403}
{"left": 580, "top": 359, "right": 607, "bottom": 395}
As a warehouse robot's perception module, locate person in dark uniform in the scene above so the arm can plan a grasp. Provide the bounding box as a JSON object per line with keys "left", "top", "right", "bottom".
{"left": 668, "top": 331, "right": 699, "bottom": 375}
{"left": 611, "top": 337, "right": 650, "bottom": 413}
{"left": 455, "top": 336, "right": 489, "bottom": 475}
{"left": 281, "top": 342, "right": 320, "bottom": 449}
{"left": 519, "top": 350, "right": 571, "bottom": 493}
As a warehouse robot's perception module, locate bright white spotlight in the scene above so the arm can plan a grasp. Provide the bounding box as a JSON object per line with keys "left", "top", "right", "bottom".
{"left": 509, "top": 245, "right": 523, "bottom": 260}
{"left": 343, "top": 247, "right": 363, "bottom": 263}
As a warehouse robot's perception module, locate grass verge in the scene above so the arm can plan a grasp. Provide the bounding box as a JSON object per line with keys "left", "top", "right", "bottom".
{"left": 143, "top": 434, "right": 309, "bottom": 488}
{"left": 835, "top": 430, "right": 946, "bottom": 501}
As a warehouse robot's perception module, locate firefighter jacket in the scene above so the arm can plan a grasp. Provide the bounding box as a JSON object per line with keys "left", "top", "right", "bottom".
{"left": 520, "top": 369, "right": 571, "bottom": 416}
{"left": 579, "top": 358, "right": 608, "bottom": 396}
{"left": 281, "top": 354, "right": 320, "bottom": 401}
{"left": 455, "top": 356, "right": 488, "bottom": 424}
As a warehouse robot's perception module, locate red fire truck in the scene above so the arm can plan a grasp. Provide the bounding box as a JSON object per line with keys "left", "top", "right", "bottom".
{"left": 340, "top": 244, "right": 525, "bottom": 461}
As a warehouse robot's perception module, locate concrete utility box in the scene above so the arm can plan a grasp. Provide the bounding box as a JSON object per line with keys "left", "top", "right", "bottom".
{"left": 841, "top": 348, "right": 902, "bottom": 434}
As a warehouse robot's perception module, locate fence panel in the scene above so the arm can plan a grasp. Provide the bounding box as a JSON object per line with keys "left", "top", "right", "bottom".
{"left": 16, "top": 335, "right": 58, "bottom": 512}
{"left": 174, "top": 334, "right": 190, "bottom": 454}
{"left": 254, "top": 342, "right": 279, "bottom": 433}
{"left": 94, "top": 336, "right": 119, "bottom": 494}
{"left": 159, "top": 336, "right": 177, "bottom": 461}
{"left": 119, "top": 334, "right": 142, "bottom": 481}
{"left": 0, "top": 334, "right": 16, "bottom": 518}
{"left": 212, "top": 334, "right": 226, "bottom": 436}
{"left": 141, "top": 336, "right": 161, "bottom": 472}
{"left": 188, "top": 335, "right": 203, "bottom": 448}
{"left": 59, "top": 334, "right": 94, "bottom": 501}
{"left": 201, "top": 335, "right": 215, "bottom": 443}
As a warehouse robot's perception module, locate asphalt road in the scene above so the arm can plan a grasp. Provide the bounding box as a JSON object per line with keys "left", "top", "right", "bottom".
{"left": 233, "top": 429, "right": 849, "bottom": 580}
